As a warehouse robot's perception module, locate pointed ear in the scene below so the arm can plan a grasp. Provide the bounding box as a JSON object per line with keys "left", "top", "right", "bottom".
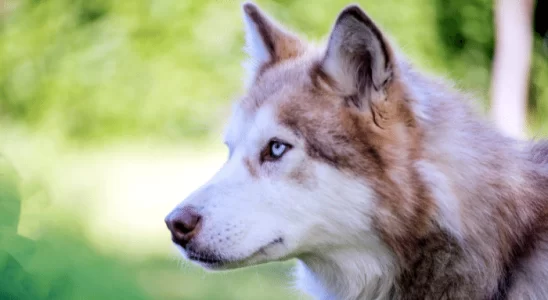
{"left": 242, "top": 2, "right": 306, "bottom": 84}
{"left": 321, "top": 5, "right": 395, "bottom": 104}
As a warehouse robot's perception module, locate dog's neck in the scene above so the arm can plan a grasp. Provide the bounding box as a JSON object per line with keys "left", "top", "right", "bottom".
{"left": 296, "top": 246, "right": 396, "bottom": 300}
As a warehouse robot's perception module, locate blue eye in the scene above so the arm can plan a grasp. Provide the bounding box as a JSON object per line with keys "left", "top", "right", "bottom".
{"left": 270, "top": 141, "right": 287, "bottom": 158}
{"left": 262, "top": 140, "right": 292, "bottom": 162}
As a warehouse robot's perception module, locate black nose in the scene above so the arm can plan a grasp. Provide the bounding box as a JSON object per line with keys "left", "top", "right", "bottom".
{"left": 165, "top": 206, "right": 202, "bottom": 248}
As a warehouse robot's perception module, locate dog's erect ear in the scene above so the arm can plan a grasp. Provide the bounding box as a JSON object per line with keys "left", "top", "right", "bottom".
{"left": 321, "top": 5, "right": 395, "bottom": 104}
{"left": 242, "top": 2, "right": 305, "bottom": 85}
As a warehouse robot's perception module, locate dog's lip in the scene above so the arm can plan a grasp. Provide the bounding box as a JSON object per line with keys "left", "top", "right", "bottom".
{"left": 187, "top": 237, "right": 284, "bottom": 268}
{"left": 250, "top": 237, "right": 284, "bottom": 257}
{"left": 186, "top": 252, "right": 224, "bottom": 265}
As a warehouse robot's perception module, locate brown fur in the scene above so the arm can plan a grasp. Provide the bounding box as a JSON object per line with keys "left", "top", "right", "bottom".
{"left": 240, "top": 3, "right": 548, "bottom": 299}
{"left": 243, "top": 157, "right": 258, "bottom": 178}
{"left": 242, "top": 4, "right": 306, "bottom": 85}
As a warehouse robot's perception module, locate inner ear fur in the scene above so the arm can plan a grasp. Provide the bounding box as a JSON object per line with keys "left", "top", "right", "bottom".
{"left": 242, "top": 2, "right": 306, "bottom": 82}
{"left": 320, "top": 5, "right": 396, "bottom": 105}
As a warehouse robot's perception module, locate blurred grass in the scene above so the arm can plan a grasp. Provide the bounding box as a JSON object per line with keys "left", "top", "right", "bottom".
{"left": 0, "top": 0, "right": 547, "bottom": 299}
{"left": 0, "top": 144, "right": 305, "bottom": 300}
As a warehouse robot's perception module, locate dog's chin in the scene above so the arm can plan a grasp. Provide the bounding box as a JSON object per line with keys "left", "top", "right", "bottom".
{"left": 177, "top": 237, "right": 286, "bottom": 271}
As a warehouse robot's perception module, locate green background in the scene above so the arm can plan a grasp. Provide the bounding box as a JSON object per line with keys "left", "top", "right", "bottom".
{"left": 0, "top": 0, "right": 547, "bottom": 299}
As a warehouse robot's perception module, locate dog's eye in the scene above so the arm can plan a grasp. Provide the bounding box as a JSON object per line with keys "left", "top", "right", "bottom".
{"left": 271, "top": 141, "right": 287, "bottom": 158}
{"left": 261, "top": 140, "right": 292, "bottom": 162}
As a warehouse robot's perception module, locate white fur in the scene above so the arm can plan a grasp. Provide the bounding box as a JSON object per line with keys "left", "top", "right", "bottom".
{"left": 170, "top": 103, "right": 396, "bottom": 298}
{"left": 415, "top": 160, "right": 463, "bottom": 241}
{"left": 242, "top": 9, "right": 271, "bottom": 88}
{"left": 296, "top": 244, "right": 395, "bottom": 300}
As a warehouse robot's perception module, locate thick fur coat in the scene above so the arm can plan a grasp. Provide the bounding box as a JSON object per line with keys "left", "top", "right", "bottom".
{"left": 165, "top": 3, "right": 548, "bottom": 299}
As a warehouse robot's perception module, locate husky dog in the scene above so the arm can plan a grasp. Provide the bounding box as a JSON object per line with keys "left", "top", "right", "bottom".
{"left": 165, "top": 2, "right": 548, "bottom": 299}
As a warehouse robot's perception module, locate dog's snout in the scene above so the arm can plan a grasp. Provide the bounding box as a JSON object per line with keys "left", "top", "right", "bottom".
{"left": 165, "top": 206, "right": 202, "bottom": 248}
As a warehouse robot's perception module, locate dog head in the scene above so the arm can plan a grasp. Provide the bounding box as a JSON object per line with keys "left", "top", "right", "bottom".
{"left": 166, "top": 2, "right": 422, "bottom": 270}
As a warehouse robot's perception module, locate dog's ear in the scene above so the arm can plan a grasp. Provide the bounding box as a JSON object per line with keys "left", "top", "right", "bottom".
{"left": 320, "top": 5, "right": 395, "bottom": 106}
{"left": 242, "top": 2, "right": 305, "bottom": 85}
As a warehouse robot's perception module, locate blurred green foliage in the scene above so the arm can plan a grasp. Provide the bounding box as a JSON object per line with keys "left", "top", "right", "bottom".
{"left": 0, "top": 155, "right": 300, "bottom": 300}
{"left": 0, "top": 0, "right": 547, "bottom": 299}
{"left": 1, "top": 0, "right": 546, "bottom": 143}
{"left": 0, "top": 156, "right": 151, "bottom": 299}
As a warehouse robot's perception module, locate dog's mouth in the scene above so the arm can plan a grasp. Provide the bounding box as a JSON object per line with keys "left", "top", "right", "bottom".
{"left": 186, "top": 251, "right": 225, "bottom": 266}
{"left": 185, "top": 237, "right": 285, "bottom": 269}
